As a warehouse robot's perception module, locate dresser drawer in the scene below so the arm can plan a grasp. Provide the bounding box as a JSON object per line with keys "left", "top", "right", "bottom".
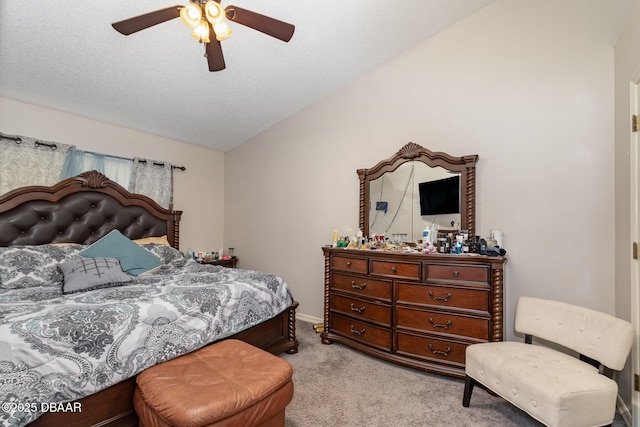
{"left": 370, "top": 260, "right": 421, "bottom": 280}
{"left": 396, "top": 283, "right": 489, "bottom": 312}
{"left": 331, "top": 314, "right": 392, "bottom": 351}
{"left": 332, "top": 255, "right": 368, "bottom": 274}
{"left": 331, "top": 273, "right": 392, "bottom": 300}
{"left": 396, "top": 332, "right": 467, "bottom": 365}
{"left": 396, "top": 307, "right": 489, "bottom": 340}
{"left": 426, "top": 264, "right": 489, "bottom": 284}
{"left": 330, "top": 294, "right": 391, "bottom": 326}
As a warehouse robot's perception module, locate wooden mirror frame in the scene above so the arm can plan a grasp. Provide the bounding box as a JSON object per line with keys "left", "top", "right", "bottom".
{"left": 358, "top": 142, "right": 479, "bottom": 238}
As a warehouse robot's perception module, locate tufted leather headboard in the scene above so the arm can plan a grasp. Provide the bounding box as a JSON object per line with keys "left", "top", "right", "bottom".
{"left": 0, "top": 170, "right": 182, "bottom": 249}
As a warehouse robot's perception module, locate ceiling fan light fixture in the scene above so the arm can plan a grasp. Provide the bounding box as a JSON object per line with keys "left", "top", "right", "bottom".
{"left": 204, "top": 0, "right": 224, "bottom": 23}
{"left": 204, "top": 0, "right": 231, "bottom": 40}
{"left": 213, "top": 21, "right": 232, "bottom": 41}
{"left": 180, "top": 3, "right": 202, "bottom": 29}
{"left": 191, "top": 19, "right": 211, "bottom": 43}
{"left": 111, "top": 1, "right": 295, "bottom": 72}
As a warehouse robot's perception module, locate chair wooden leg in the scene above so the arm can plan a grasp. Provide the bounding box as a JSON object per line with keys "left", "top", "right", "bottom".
{"left": 462, "top": 375, "right": 476, "bottom": 407}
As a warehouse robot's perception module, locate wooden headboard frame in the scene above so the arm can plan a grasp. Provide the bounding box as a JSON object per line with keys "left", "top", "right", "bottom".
{"left": 0, "top": 170, "right": 182, "bottom": 249}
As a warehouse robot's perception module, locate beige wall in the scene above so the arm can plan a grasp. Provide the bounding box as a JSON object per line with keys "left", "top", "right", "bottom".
{"left": 226, "top": 1, "right": 617, "bottom": 331}
{"left": 0, "top": 97, "right": 225, "bottom": 252}
{"left": 615, "top": 0, "right": 640, "bottom": 416}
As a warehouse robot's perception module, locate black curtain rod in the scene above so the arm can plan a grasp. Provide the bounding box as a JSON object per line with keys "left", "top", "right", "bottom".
{"left": 0, "top": 134, "right": 21, "bottom": 143}
{"left": 0, "top": 133, "right": 186, "bottom": 171}
{"left": 75, "top": 148, "right": 187, "bottom": 171}
{"left": 138, "top": 159, "right": 186, "bottom": 171}
{"left": 35, "top": 141, "right": 57, "bottom": 150}
{"left": 0, "top": 134, "right": 59, "bottom": 150}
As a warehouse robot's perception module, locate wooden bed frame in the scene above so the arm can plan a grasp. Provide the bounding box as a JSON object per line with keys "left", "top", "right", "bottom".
{"left": 0, "top": 171, "right": 299, "bottom": 427}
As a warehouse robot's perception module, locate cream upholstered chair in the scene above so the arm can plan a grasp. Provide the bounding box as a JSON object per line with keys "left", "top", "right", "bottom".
{"left": 462, "top": 297, "right": 634, "bottom": 427}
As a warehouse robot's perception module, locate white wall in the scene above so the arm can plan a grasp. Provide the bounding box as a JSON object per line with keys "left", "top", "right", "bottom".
{"left": 225, "top": 0, "right": 617, "bottom": 335}
{"left": 0, "top": 97, "right": 225, "bottom": 252}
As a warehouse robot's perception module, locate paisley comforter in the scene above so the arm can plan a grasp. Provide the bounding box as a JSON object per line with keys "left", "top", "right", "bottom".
{"left": 0, "top": 244, "right": 293, "bottom": 427}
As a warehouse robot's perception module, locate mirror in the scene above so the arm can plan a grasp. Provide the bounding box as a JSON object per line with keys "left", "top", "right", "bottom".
{"left": 358, "top": 142, "right": 478, "bottom": 242}
{"left": 368, "top": 163, "right": 460, "bottom": 241}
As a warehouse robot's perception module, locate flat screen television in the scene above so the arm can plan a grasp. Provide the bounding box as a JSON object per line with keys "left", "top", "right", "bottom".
{"left": 419, "top": 175, "right": 460, "bottom": 216}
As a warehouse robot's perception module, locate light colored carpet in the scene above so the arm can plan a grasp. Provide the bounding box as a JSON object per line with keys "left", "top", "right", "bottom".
{"left": 281, "top": 320, "right": 627, "bottom": 427}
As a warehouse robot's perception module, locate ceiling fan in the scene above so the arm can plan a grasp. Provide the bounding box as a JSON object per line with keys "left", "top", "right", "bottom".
{"left": 111, "top": 1, "right": 295, "bottom": 72}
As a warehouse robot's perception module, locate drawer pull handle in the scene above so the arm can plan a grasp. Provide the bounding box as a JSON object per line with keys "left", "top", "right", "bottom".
{"left": 351, "top": 281, "right": 367, "bottom": 290}
{"left": 346, "top": 261, "right": 352, "bottom": 267}
{"left": 453, "top": 270, "right": 459, "bottom": 277}
{"left": 391, "top": 266, "right": 397, "bottom": 273}
{"left": 350, "top": 325, "right": 366, "bottom": 336}
{"left": 428, "top": 318, "right": 452, "bottom": 329}
{"left": 350, "top": 303, "right": 366, "bottom": 313}
{"left": 428, "top": 291, "right": 453, "bottom": 302}
{"left": 428, "top": 344, "right": 452, "bottom": 356}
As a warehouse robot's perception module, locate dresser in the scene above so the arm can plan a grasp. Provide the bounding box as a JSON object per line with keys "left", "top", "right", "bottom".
{"left": 321, "top": 247, "right": 507, "bottom": 378}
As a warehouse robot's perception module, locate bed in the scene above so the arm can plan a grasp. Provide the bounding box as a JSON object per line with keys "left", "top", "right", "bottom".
{"left": 0, "top": 170, "right": 299, "bottom": 427}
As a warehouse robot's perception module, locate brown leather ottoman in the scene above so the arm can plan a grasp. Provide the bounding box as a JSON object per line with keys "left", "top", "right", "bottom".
{"left": 133, "top": 339, "right": 294, "bottom": 427}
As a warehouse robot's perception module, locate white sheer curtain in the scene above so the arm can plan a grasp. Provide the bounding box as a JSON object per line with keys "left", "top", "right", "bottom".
{"left": 61, "top": 149, "right": 132, "bottom": 188}
{"left": 0, "top": 133, "right": 72, "bottom": 195}
{"left": 129, "top": 158, "right": 173, "bottom": 209}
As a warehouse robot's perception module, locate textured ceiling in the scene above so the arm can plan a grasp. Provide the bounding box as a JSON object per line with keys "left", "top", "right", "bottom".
{"left": 0, "top": 0, "right": 498, "bottom": 152}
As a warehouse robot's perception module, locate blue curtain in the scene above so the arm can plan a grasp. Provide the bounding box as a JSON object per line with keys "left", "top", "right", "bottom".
{"left": 62, "top": 150, "right": 173, "bottom": 209}
{"left": 61, "top": 149, "right": 132, "bottom": 188}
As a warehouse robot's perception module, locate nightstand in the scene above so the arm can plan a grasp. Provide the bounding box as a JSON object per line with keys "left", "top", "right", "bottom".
{"left": 197, "top": 258, "right": 238, "bottom": 268}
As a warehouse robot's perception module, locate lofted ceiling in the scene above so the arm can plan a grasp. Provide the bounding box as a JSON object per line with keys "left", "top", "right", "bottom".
{"left": 2, "top": 0, "right": 499, "bottom": 152}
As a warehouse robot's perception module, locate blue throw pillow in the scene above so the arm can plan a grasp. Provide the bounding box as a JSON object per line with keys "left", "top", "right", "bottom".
{"left": 80, "top": 230, "right": 161, "bottom": 276}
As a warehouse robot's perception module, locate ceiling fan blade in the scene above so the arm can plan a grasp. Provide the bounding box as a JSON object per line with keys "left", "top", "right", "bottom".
{"left": 112, "top": 6, "right": 182, "bottom": 35}
{"left": 206, "top": 36, "right": 226, "bottom": 72}
{"left": 225, "top": 5, "right": 295, "bottom": 42}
